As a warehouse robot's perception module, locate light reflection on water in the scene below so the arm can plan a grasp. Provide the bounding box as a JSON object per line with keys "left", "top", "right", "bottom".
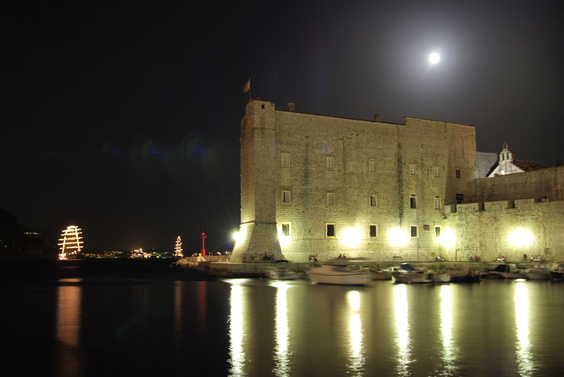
{"left": 5, "top": 269, "right": 560, "bottom": 377}
{"left": 56, "top": 279, "right": 82, "bottom": 377}
{"left": 229, "top": 282, "right": 246, "bottom": 376}
{"left": 347, "top": 291, "right": 365, "bottom": 376}
{"left": 515, "top": 281, "right": 534, "bottom": 376}
{"left": 439, "top": 284, "right": 456, "bottom": 376}
{"left": 273, "top": 282, "right": 291, "bottom": 377}
{"left": 394, "top": 284, "right": 412, "bottom": 376}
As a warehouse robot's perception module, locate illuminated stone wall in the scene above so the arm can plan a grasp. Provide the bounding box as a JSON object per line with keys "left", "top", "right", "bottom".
{"left": 231, "top": 101, "right": 283, "bottom": 263}
{"left": 470, "top": 166, "right": 564, "bottom": 203}
{"left": 233, "top": 99, "right": 478, "bottom": 262}
{"left": 232, "top": 99, "right": 563, "bottom": 263}
{"left": 443, "top": 199, "right": 564, "bottom": 262}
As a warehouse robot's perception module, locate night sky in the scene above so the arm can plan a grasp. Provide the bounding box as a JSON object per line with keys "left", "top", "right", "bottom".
{"left": 2, "top": 1, "right": 563, "bottom": 252}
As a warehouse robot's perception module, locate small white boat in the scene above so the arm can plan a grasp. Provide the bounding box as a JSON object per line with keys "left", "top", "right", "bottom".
{"left": 443, "top": 265, "right": 481, "bottom": 283}
{"left": 526, "top": 266, "right": 550, "bottom": 280}
{"left": 308, "top": 265, "right": 372, "bottom": 286}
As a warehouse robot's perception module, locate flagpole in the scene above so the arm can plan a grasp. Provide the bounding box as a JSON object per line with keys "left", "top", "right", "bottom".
{"left": 243, "top": 78, "right": 251, "bottom": 102}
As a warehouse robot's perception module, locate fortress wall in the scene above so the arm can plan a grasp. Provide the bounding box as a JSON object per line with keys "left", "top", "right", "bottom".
{"left": 271, "top": 110, "right": 476, "bottom": 262}
{"left": 445, "top": 199, "right": 564, "bottom": 262}
{"left": 233, "top": 100, "right": 563, "bottom": 264}
{"left": 274, "top": 111, "right": 402, "bottom": 259}
{"left": 471, "top": 166, "right": 564, "bottom": 203}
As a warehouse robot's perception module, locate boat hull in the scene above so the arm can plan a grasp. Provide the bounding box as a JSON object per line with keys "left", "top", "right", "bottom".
{"left": 266, "top": 269, "right": 298, "bottom": 280}
{"left": 526, "top": 269, "right": 549, "bottom": 280}
{"left": 308, "top": 266, "right": 372, "bottom": 286}
{"left": 393, "top": 271, "right": 433, "bottom": 284}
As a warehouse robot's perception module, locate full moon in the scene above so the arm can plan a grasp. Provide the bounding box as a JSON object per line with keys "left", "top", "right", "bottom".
{"left": 429, "top": 52, "right": 440, "bottom": 65}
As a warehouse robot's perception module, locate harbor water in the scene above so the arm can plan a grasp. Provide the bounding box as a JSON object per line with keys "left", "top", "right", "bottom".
{"left": 1, "top": 259, "right": 563, "bottom": 377}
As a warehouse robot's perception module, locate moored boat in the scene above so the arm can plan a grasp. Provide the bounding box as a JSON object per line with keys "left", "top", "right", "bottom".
{"left": 526, "top": 266, "right": 550, "bottom": 280}
{"left": 549, "top": 263, "right": 564, "bottom": 282}
{"left": 372, "top": 266, "right": 404, "bottom": 280}
{"left": 308, "top": 265, "right": 372, "bottom": 286}
{"left": 392, "top": 270, "right": 433, "bottom": 284}
{"left": 432, "top": 273, "right": 452, "bottom": 283}
{"left": 443, "top": 265, "right": 481, "bottom": 283}
{"left": 486, "top": 263, "right": 526, "bottom": 279}
{"left": 265, "top": 266, "right": 298, "bottom": 280}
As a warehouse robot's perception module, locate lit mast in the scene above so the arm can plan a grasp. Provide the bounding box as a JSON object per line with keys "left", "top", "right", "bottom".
{"left": 174, "top": 236, "right": 183, "bottom": 258}
{"left": 58, "top": 225, "right": 83, "bottom": 260}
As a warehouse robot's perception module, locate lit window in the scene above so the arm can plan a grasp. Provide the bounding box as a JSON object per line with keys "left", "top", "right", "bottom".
{"left": 370, "top": 225, "right": 378, "bottom": 238}
{"left": 327, "top": 192, "right": 335, "bottom": 206}
{"left": 409, "top": 164, "right": 416, "bottom": 175}
{"left": 435, "top": 226, "right": 441, "bottom": 238}
{"left": 326, "top": 224, "right": 335, "bottom": 237}
{"left": 369, "top": 160, "right": 376, "bottom": 172}
{"left": 370, "top": 195, "right": 377, "bottom": 207}
{"left": 410, "top": 195, "right": 417, "bottom": 209}
{"left": 433, "top": 166, "right": 439, "bottom": 177}
{"left": 410, "top": 226, "right": 418, "bottom": 238}
{"left": 282, "top": 190, "right": 291, "bottom": 204}
{"left": 281, "top": 152, "right": 290, "bottom": 167}
{"left": 326, "top": 156, "right": 335, "bottom": 171}
{"left": 281, "top": 223, "right": 290, "bottom": 237}
{"left": 434, "top": 196, "right": 441, "bottom": 210}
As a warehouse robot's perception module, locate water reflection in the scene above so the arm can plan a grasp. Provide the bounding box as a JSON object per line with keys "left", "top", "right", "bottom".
{"left": 56, "top": 279, "right": 82, "bottom": 347}
{"left": 394, "top": 284, "right": 412, "bottom": 376}
{"left": 439, "top": 285, "right": 456, "bottom": 376}
{"left": 515, "top": 281, "right": 534, "bottom": 376}
{"left": 272, "top": 281, "right": 291, "bottom": 377}
{"left": 347, "top": 290, "right": 365, "bottom": 376}
{"left": 56, "top": 279, "right": 82, "bottom": 377}
{"left": 174, "top": 281, "right": 182, "bottom": 346}
{"left": 229, "top": 282, "right": 246, "bottom": 376}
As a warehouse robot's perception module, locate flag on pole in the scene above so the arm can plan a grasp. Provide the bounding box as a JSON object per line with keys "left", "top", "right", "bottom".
{"left": 243, "top": 78, "right": 251, "bottom": 93}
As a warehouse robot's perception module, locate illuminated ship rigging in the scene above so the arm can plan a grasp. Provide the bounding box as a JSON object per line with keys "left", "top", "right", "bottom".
{"left": 58, "top": 225, "right": 83, "bottom": 260}
{"left": 174, "top": 236, "right": 183, "bottom": 258}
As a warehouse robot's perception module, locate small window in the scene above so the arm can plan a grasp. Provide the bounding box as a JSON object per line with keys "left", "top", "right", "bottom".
{"left": 434, "top": 196, "right": 441, "bottom": 210}
{"left": 410, "top": 195, "right": 417, "bottom": 209}
{"left": 433, "top": 167, "right": 439, "bottom": 177}
{"left": 410, "top": 226, "right": 418, "bottom": 238}
{"left": 282, "top": 190, "right": 291, "bottom": 204}
{"left": 435, "top": 226, "right": 441, "bottom": 238}
{"left": 409, "top": 164, "right": 416, "bottom": 175}
{"left": 326, "top": 224, "right": 335, "bottom": 237}
{"left": 370, "top": 195, "right": 377, "bottom": 207}
{"left": 456, "top": 169, "right": 461, "bottom": 179}
{"left": 326, "top": 156, "right": 335, "bottom": 171}
{"left": 369, "top": 160, "right": 376, "bottom": 172}
{"left": 327, "top": 192, "right": 335, "bottom": 206}
{"left": 281, "top": 223, "right": 290, "bottom": 237}
{"left": 369, "top": 225, "right": 378, "bottom": 238}
{"left": 281, "top": 152, "right": 290, "bottom": 167}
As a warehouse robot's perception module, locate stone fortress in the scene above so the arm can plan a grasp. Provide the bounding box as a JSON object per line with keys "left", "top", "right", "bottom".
{"left": 230, "top": 99, "right": 564, "bottom": 264}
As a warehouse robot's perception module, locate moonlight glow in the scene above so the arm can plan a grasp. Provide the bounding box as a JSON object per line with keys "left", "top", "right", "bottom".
{"left": 429, "top": 52, "right": 441, "bottom": 65}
